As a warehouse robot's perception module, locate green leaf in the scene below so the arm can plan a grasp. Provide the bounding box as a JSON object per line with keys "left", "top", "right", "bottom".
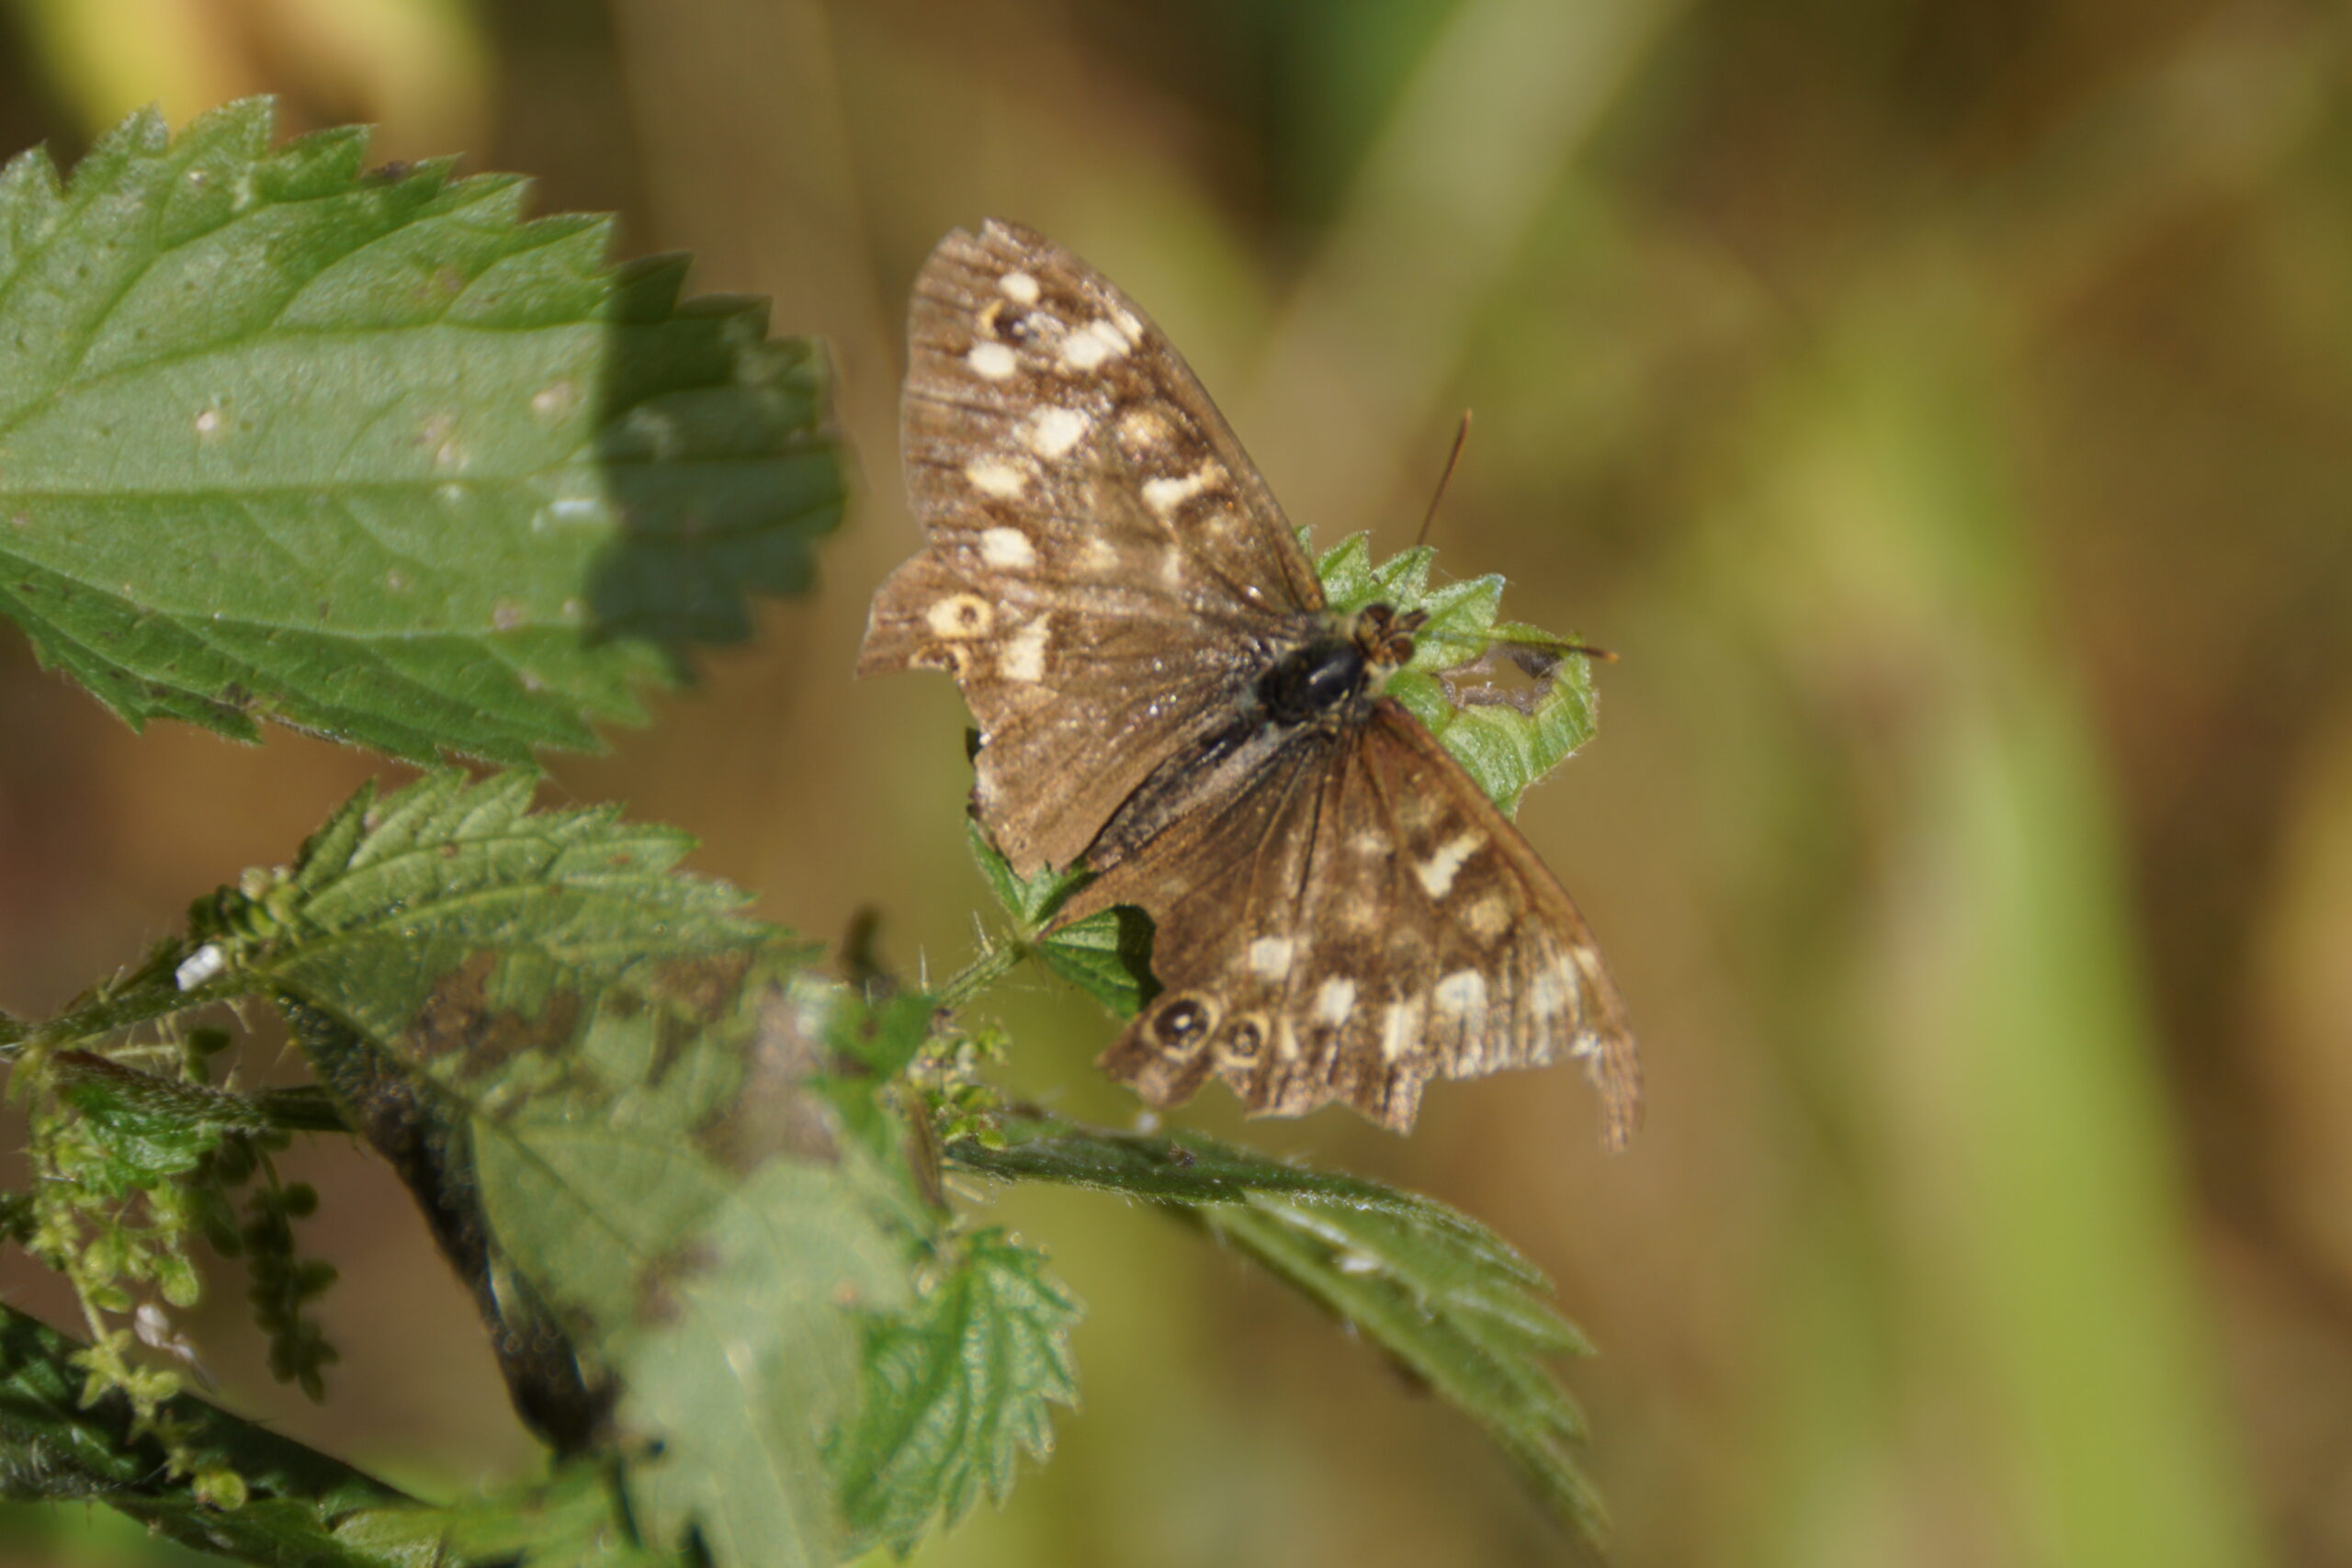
{"left": 1314, "top": 533, "right": 1601, "bottom": 815}
{"left": 948, "top": 1112, "right": 1607, "bottom": 1547}
{"left": 44, "top": 1052, "right": 253, "bottom": 1190}
{"left": 963, "top": 817, "right": 1086, "bottom": 931}
{"left": 613, "top": 1154, "right": 913, "bottom": 1568}
{"left": 830, "top": 1230, "right": 1081, "bottom": 1556}
{"left": 339, "top": 1461, "right": 673, "bottom": 1568}
{"left": 818, "top": 987, "right": 949, "bottom": 1214}
{"left": 963, "top": 820, "right": 1154, "bottom": 1017}
{"left": 213, "top": 771, "right": 936, "bottom": 1566}
{"left": 198, "top": 767, "right": 778, "bottom": 1043}
{"left": 0, "top": 1318, "right": 673, "bottom": 1568}
{"left": 0, "top": 1301, "right": 435, "bottom": 1564}
{"left": 0, "top": 98, "right": 843, "bottom": 764}
{"left": 1201, "top": 1201, "right": 1605, "bottom": 1544}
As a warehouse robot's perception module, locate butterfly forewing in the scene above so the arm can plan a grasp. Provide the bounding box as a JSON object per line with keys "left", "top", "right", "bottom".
{"left": 862, "top": 221, "right": 1326, "bottom": 874}
{"left": 862, "top": 220, "right": 1642, "bottom": 1146}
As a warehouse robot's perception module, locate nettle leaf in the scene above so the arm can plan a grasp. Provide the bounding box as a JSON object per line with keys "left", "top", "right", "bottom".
{"left": 1314, "top": 534, "right": 1601, "bottom": 815}
{"left": 815, "top": 987, "right": 949, "bottom": 1234}
{"left": 963, "top": 816, "right": 1085, "bottom": 931}
{"left": 1203, "top": 1200, "right": 1604, "bottom": 1544}
{"left": 614, "top": 1149, "right": 912, "bottom": 1568}
{"left": 948, "top": 1113, "right": 1607, "bottom": 1547}
{"left": 963, "top": 820, "right": 1153, "bottom": 1017}
{"left": 830, "top": 1229, "right": 1081, "bottom": 1556}
{"left": 195, "top": 767, "right": 778, "bottom": 1041}
{"left": 203, "top": 770, "right": 931, "bottom": 1567}
{"left": 0, "top": 98, "right": 843, "bottom": 764}
{"left": 0, "top": 1303, "right": 430, "bottom": 1564}
{"left": 340, "top": 1461, "right": 668, "bottom": 1568}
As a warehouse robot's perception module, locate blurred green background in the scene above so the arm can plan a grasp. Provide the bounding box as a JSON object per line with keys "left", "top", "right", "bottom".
{"left": 4, "top": 1, "right": 2350, "bottom": 1564}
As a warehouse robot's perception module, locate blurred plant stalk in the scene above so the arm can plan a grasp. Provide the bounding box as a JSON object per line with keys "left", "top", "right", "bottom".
{"left": 1701, "top": 263, "right": 2264, "bottom": 1568}
{"left": 1243, "top": 0, "right": 1686, "bottom": 538}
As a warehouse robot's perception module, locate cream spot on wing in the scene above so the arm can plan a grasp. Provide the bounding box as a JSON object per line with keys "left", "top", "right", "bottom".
{"left": 1414, "top": 831, "right": 1486, "bottom": 899}
{"left": 1142, "top": 462, "right": 1222, "bottom": 515}
{"left": 1380, "top": 1001, "right": 1418, "bottom": 1061}
{"left": 912, "top": 643, "right": 973, "bottom": 675}
{"left": 1159, "top": 547, "right": 1188, "bottom": 586}
{"left": 1058, "top": 318, "right": 1133, "bottom": 370}
{"left": 999, "top": 270, "right": 1040, "bottom": 304}
{"left": 1025, "top": 405, "right": 1091, "bottom": 458}
{"left": 1081, "top": 535, "right": 1119, "bottom": 571}
{"left": 979, "top": 526, "right": 1035, "bottom": 569}
{"left": 1000, "top": 616, "right": 1050, "bottom": 682}
{"left": 1569, "top": 1028, "right": 1602, "bottom": 1061}
{"left": 1119, "top": 407, "right": 1170, "bottom": 451}
{"left": 925, "top": 594, "right": 993, "bottom": 639}
{"left": 1315, "top": 977, "right": 1357, "bottom": 1026}
{"left": 1464, "top": 892, "right": 1512, "bottom": 942}
{"left": 1274, "top": 1018, "right": 1302, "bottom": 1061}
{"left": 967, "top": 342, "right": 1018, "bottom": 380}
{"left": 965, "top": 457, "right": 1027, "bottom": 498}
{"left": 1433, "top": 969, "right": 1487, "bottom": 1018}
{"left": 1529, "top": 967, "right": 1567, "bottom": 1017}
{"left": 1249, "top": 937, "right": 1295, "bottom": 979}
{"left": 1112, "top": 307, "right": 1145, "bottom": 342}
{"left": 1352, "top": 830, "right": 1393, "bottom": 858}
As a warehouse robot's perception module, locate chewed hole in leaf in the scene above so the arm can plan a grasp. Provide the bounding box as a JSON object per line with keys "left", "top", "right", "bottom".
{"left": 1438, "top": 644, "right": 1564, "bottom": 716}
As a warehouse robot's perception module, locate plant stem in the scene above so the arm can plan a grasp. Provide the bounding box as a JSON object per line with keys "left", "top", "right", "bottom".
{"left": 934, "top": 938, "right": 1029, "bottom": 1010}
{"left": 0, "top": 949, "right": 223, "bottom": 1063}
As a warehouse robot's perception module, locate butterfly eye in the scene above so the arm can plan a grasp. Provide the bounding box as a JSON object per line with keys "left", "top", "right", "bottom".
{"left": 1349, "top": 604, "right": 1423, "bottom": 670}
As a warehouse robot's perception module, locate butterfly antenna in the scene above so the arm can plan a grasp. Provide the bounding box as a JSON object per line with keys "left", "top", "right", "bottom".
{"left": 1414, "top": 411, "right": 1474, "bottom": 550}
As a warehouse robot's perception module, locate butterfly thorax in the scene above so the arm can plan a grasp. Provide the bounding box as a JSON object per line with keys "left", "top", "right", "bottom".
{"left": 1257, "top": 636, "right": 1364, "bottom": 725}
{"left": 1257, "top": 604, "right": 1426, "bottom": 728}
{"left": 1082, "top": 604, "right": 1429, "bottom": 872}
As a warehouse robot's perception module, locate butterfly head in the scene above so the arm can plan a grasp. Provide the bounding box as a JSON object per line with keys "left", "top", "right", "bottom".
{"left": 1351, "top": 603, "right": 1428, "bottom": 672}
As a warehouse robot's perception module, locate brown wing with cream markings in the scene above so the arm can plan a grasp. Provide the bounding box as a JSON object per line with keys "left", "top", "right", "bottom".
{"left": 859, "top": 220, "right": 1328, "bottom": 876}
{"left": 1053, "top": 698, "right": 1642, "bottom": 1149}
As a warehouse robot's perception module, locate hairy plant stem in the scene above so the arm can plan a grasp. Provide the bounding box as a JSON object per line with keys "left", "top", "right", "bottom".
{"left": 0, "top": 945, "right": 231, "bottom": 1061}
{"left": 934, "top": 938, "right": 1030, "bottom": 1010}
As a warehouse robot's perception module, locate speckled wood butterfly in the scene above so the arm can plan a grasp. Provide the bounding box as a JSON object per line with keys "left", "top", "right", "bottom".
{"left": 860, "top": 221, "right": 1641, "bottom": 1148}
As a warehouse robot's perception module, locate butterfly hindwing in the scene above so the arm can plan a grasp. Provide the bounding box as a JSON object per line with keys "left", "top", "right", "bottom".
{"left": 1353, "top": 701, "right": 1640, "bottom": 1143}
{"left": 1056, "top": 699, "right": 1641, "bottom": 1148}
{"left": 862, "top": 220, "right": 1326, "bottom": 874}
